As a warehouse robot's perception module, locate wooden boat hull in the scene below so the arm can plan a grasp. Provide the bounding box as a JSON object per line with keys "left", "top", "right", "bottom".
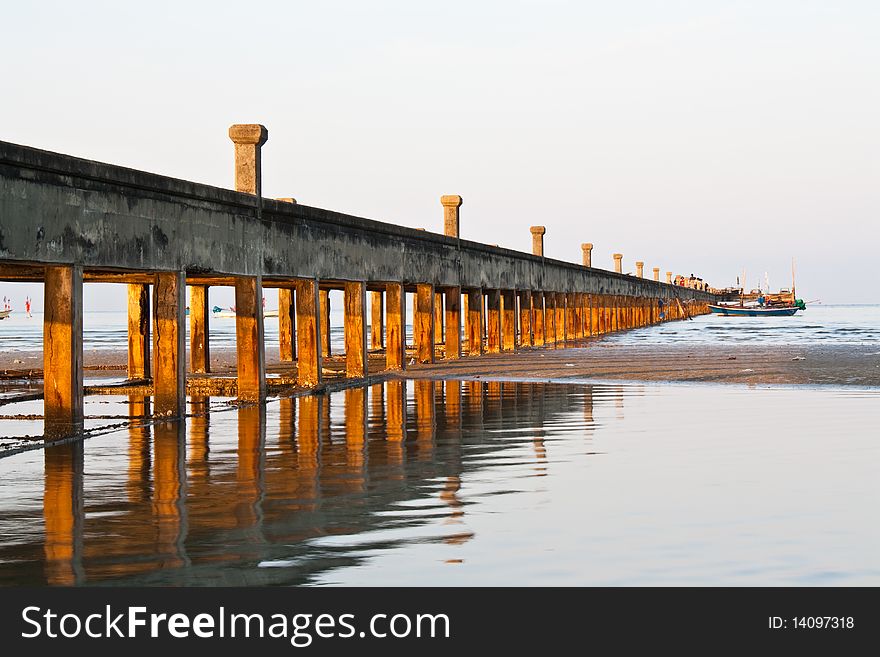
{"left": 708, "top": 304, "right": 800, "bottom": 317}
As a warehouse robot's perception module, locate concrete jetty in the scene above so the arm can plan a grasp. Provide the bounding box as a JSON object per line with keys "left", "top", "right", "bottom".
{"left": 0, "top": 124, "right": 717, "bottom": 439}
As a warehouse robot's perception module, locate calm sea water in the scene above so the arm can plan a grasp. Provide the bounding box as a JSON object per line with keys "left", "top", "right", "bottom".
{"left": 0, "top": 380, "right": 877, "bottom": 586}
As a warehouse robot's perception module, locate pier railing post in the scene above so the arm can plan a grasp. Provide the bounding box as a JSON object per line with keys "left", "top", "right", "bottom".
{"left": 278, "top": 287, "right": 296, "bottom": 361}
{"left": 189, "top": 284, "right": 210, "bottom": 373}
{"left": 153, "top": 271, "right": 186, "bottom": 417}
{"left": 666, "top": 271, "right": 673, "bottom": 284}
{"left": 582, "top": 243, "right": 593, "bottom": 267}
{"left": 613, "top": 253, "right": 623, "bottom": 274}
{"left": 385, "top": 283, "right": 406, "bottom": 370}
{"left": 228, "top": 124, "right": 268, "bottom": 197}
{"left": 466, "top": 289, "right": 483, "bottom": 356}
{"left": 235, "top": 276, "right": 266, "bottom": 401}
{"left": 530, "top": 226, "right": 545, "bottom": 256}
{"left": 294, "top": 278, "right": 322, "bottom": 386}
{"left": 127, "top": 282, "right": 150, "bottom": 380}
{"left": 636, "top": 261, "right": 644, "bottom": 278}
{"left": 445, "top": 287, "right": 462, "bottom": 359}
{"left": 653, "top": 267, "right": 660, "bottom": 282}
{"left": 441, "top": 195, "right": 462, "bottom": 238}
{"left": 43, "top": 265, "right": 84, "bottom": 438}
{"left": 416, "top": 284, "right": 435, "bottom": 363}
{"left": 344, "top": 281, "right": 367, "bottom": 378}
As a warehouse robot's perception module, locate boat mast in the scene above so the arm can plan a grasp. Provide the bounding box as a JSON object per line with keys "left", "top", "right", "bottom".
{"left": 791, "top": 257, "right": 796, "bottom": 303}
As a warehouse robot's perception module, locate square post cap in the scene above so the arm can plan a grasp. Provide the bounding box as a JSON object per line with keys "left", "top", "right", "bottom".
{"left": 229, "top": 124, "right": 268, "bottom": 145}
{"left": 530, "top": 226, "right": 546, "bottom": 235}
{"left": 613, "top": 253, "right": 623, "bottom": 259}
{"left": 441, "top": 195, "right": 463, "bottom": 207}
{"left": 581, "top": 243, "right": 593, "bottom": 251}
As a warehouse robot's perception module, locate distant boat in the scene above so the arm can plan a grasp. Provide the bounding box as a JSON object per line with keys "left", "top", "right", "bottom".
{"left": 708, "top": 304, "right": 802, "bottom": 317}
{"left": 0, "top": 309, "right": 10, "bottom": 320}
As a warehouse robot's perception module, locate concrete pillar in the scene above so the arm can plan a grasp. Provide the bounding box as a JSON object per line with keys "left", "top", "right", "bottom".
{"left": 434, "top": 292, "right": 444, "bottom": 344}
{"left": 666, "top": 271, "right": 673, "bottom": 284}
{"left": 370, "top": 291, "right": 384, "bottom": 350}
{"left": 153, "top": 271, "right": 186, "bottom": 418}
{"left": 556, "top": 293, "right": 566, "bottom": 346}
{"left": 415, "top": 284, "right": 435, "bottom": 363}
{"left": 466, "top": 289, "right": 483, "bottom": 356}
{"left": 518, "top": 291, "right": 532, "bottom": 346}
{"left": 613, "top": 253, "right": 623, "bottom": 274}
{"left": 501, "top": 290, "right": 516, "bottom": 352}
{"left": 189, "top": 285, "right": 210, "bottom": 374}
{"left": 532, "top": 292, "right": 544, "bottom": 345}
{"left": 445, "top": 287, "right": 461, "bottom": 359}
{"left": 320, "top": 289, "right": 331, "bottom": 357}
{"left": 127, "top": 283, "right": 150, "bottom": 380}
{"left": 582, "top": 243, "right": 593, "bottom": 267}
{"left": 441, "top": 195, "right": 463, "bottom": 238}
{"left": 228, "top": 124, "right": 268, "bottom": 196}
{"left": 546, "top": 293, "right": 557, "bottom": 345}
{"left": 294, "top": 278, "right": 322, "bottom": 386}
{"left": 43, "top": 265, "right": 84, "bottom": 438}
{"left": 385, "top": 284, "right": 406, "bottom": 370}
{"left": 344, "top": 281, "right": 367, "bottom": 378}
{"left": 653, "top": 267, "right": 660, "bottom": 282}
{"left": 530, "top": 226, "right": 546, "bottom": 256}
{"left": 590, "top": 294, "right": 599, "bottom": 336}
{"left": 486, "top": 289, "right": 501, "bottom": 353}
{"left": 278, "top": 287, "right": 296, "bottom": 361}
{"left": 235, "top": 276, "right": 266, "bottom": 401}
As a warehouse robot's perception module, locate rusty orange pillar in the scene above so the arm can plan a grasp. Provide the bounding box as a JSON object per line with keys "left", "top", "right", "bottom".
{"left": 555, "top": 293, "right": 566, "bottom": 347}
{"left": 466, "top": 289, "right": 483, "bottom": 356}
{"left": 385, "top": 283, "right": 406, "bottom": 370}
{"left": 279, "top": 287, "right": 296, "bottom": 362}
{"left": 153, "top": 271, "right": 186, "bottom": 418}
{"left": 44, "top": 265, "right": 84, "bottom": 438}
{"left": 501, "top": 290, "right": 516, "bottom": 352}
{"left": 127, "top": 282, "right": 150, "bottom": 380}
{"left": 486, "top": 290, "right": 501, "bottom": 353}
{"left": 319, "top": 289, "right": 331, "bottom": 358}
{"left": 434, "top": 291, "right": 444, "bottom": 345}
{"left": 546, "top": 293, "right": 557, "bottom": 345}
{"left": 532, "top": 292, "right": 544, "bottom": 346}
{"left": 415, "top": 284, "right": 435, "bottom": 363}
{"left": 344, "top": 281, "right": 367, "bottom": 378}
{"left": 445, "top": 286, "right": 461, "bottom": 359}
{"left": 189, "top": 284, "right": 210, "bottom": 373}
{"left": 518, "top": 291, "right": 532, "bottom": 346}
{"left": 294, "top": 278, "right": 322, "bottom": 386}
{"left": 370, "top": 290, "right": 384, "bottom": 351}
{"left": 235, "top": 276, "right": 266, "bottom": 401}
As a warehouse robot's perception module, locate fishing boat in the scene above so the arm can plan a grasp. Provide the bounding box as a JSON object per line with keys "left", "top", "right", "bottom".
{"left": 0, "top": 309, "right": 10, "bottom": 320}
{"left": 710, "top": 259, "right": 806, "bottom": 317}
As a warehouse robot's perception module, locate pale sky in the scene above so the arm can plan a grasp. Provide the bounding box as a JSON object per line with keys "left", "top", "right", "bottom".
{"left": 1, "top": 0, "right": 878, "bottom": 310}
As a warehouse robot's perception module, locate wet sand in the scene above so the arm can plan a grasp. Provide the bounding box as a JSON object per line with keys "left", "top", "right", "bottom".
{"left": 3, "top": 340, "right": 880, "bottom": 387}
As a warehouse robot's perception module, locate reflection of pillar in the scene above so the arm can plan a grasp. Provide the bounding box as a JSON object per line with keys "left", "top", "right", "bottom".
{"left": 128, "top": 282, "right": 151, "bottom": 379}
{"left": 370, "top": 291, "right": 384, "bottom": 350}
{"left": 444, "top": 380, "right": 462, "bottom": 430}
{"left": 466, "top": 289, "right": 483, "bottom": 356}
{"left": 189, "top": 284, "right": 210, "bottom": 373}
{"left": 486, "top": 290, "right": 501, "bottom": 353}
{"left": 153, "top": 271, "right": 186, "bottom": 418}
{"left": 153, "top": 421, "right": 187, "bottom": 567}
{"left": 295, "top": 279, "right": 322, "bottom": 386}
{"left": 128, "top": 395, "right": 152, "bottom": 503}
{"left": 236, "top": 405, "right": 266, "bottom": 534}
{"left": 414, "top": 379, "right": 435, "bottom": 450}
{"left": 444, "top": 287, "right": 461, "bottom": 359}
{"left": 532, "top": 292, "right": 545, "bottom": 345}
{"left": 188, "top": 396, "right": 210, "bottom": 483}
{"left": 385, "top": 283, "right": 406, "bottom": 370}
{"left": 235, "top": 276, "right": 266, "bottom": 401}
{"left": 501, "top": 290, "right": 516, "bottom": 352}
{"left": 279, "top": 288, "right": 296, "bottom": 361}
{"left": 297, "top": 395, "right": 321, "bottom": 466}
{"left": 369, "top": 383, "right": 384, "bottom": 439}
{"left": 385, "top": 379, "right": 407, "bottom": 442}
{"left": 320, "top": 289, "right": 331, "bottom": 357}
{"left": 583, "top": 386, "right": 594, "bottom": 424}
{"left": 344, "top": 281, "right": 367, "bottom": 378}
{"left": 415, "top": 284, "right": 435, "bottom": 363}
{"left": 43, "top": 265, "right": 83, "bottom": 438}
{"left": 43, "top": 441, "right": 84, "bottom": 585}
{"left": 344, "top": 388, "right": 367, "bottom": 481}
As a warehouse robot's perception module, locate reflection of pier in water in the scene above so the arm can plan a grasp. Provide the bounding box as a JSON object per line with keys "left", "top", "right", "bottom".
{"left": 0, "top": 380, "right": 610, "bottom": 585}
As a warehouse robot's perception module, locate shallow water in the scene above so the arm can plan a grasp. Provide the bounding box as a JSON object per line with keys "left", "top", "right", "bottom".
{"left": 0, "top": 380, "right": 877, "bottom": 586}
{"left": 609, "top": 304, "right": 880, "bottom": 346}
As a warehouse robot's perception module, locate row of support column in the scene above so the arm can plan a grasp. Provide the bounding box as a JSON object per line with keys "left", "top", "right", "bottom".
{"left": 41, "top": 263, "right": 700, "bottom": 439}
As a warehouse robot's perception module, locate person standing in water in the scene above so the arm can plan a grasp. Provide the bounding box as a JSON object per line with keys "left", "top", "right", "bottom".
{"left": 25, "top": 297, "right": 32, "bottom": 317}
